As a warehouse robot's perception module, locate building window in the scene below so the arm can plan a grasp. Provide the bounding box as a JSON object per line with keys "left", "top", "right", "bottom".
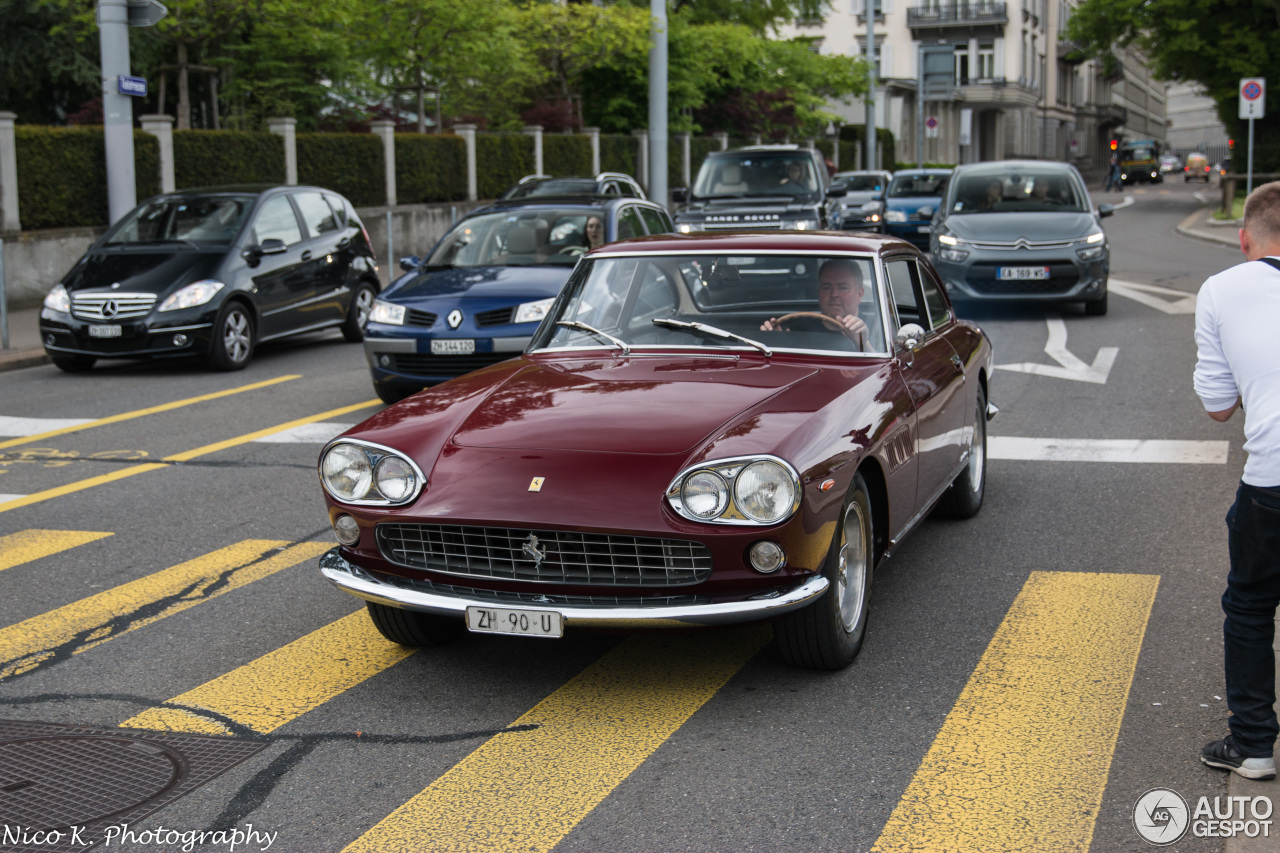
{"left": 954, "top": 46, "right": 971, "bottom": 85}
{"left": 978, "top": 42, "right": 995, "bottom": 80}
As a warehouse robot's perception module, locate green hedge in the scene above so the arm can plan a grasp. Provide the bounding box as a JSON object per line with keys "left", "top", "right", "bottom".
{"left": 297, "top": 133, "right": 384, "bottom": 206}
{"left": 476, "top": 133, "right": 534, "bottom": 200}
{"left": 544, "top": 134, "right": 593, "bottom": 177}
{"left": 173, "top": 130, "right": 284, "bottom": 190}
{"left": 15, "top": 126, "right": 160, "bottom": 230}
{"left": 599, "top": 134, "right": 637, "bottom": 176}
{"left": 397, "top": 134, "right": 467, "bottom": 203}
{"left": 837, "top": 125, "right": 896, "bottom": 172}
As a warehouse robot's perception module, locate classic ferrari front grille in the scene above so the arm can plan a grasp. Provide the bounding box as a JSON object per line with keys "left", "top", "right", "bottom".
{"left": 377, "top": 523, "right": 712, "bottom": 586}
{"left": 72, "top": 292, "right": 157, "bottom": 321}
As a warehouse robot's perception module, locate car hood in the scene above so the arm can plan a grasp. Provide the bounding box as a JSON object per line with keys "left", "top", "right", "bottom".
{"left": 385, "top": 265, "right": 573, "bottom": 303}
{"left": 62, "top": 248, "right": 226, "bottom": 295}
{"left": 942, "top": 212, "right": 1097, "bottom": 242}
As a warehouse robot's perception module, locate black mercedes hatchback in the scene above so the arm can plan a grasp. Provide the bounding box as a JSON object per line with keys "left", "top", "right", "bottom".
{"left": 40, "top": 185, "right": 380, "bottom": 371}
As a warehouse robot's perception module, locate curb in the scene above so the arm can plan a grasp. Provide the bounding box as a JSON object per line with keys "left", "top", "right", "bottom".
{"left": 1175, "top": 207, "right": 1240, "bottom": 248}
{"left": 0, "top": 349, "right": 50, "bottom": 373}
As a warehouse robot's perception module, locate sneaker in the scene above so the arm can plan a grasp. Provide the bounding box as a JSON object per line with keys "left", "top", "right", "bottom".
{"left": 1201, "top": 736, "right": 1277, "bottom": 780}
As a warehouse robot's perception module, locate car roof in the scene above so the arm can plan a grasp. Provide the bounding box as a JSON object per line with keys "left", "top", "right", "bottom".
{"left": 891, "top": 168, "right": 952, "bottom": 177}
{"left": 474, "top": 196, "right": 650, "bottom": 214}
{"left": 161, "top": 184, "right": 299, "bottom": 197}
{"left": 587, "top": 231, "right": 917, "bottom": 257}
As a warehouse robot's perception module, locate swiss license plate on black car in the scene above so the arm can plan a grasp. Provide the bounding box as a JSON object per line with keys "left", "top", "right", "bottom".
{"left": 88, "top": 325, "right": 122, "bottom": 338}
{"left": 996, "top": 266, "right": 1051, "bottom": 280}
{"left": 466, "top": 606, "right": 563, "bottom": 638}
{"left": 431, "top": 338, "right": 475, "bottom": 355}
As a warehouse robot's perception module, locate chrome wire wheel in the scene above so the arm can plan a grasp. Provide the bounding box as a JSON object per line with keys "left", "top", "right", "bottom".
{"left": 222, "top": 308, "right": 251, "bottom": 364}
{"left": 836, "top": 500, "right": 870, "bottom": 634}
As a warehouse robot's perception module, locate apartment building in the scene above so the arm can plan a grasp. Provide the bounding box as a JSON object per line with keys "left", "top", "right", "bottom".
{"left": 785, "top": 0, "right": 1166, "bottom": 175}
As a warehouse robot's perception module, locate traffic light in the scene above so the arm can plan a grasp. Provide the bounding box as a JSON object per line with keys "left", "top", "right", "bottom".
{"left": 1228, "top": 138, "right": 1234, "bottom": 149}
{"left": 1110, "top": 139, "right": 1118, "bottom": 151}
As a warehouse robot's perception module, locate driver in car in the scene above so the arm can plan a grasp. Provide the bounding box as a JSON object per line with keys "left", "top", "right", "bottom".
{"left": 760, "top": 259, "right": 870, "bottom": 348}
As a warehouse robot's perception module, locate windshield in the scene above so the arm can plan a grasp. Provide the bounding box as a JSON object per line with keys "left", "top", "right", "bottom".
{"left": 532, "top": 253, "right": 887, "bottom": 356}
{"left": 887, "top": 174, "right": 948, "bottom": 199}
{"left": 947, "top": 169, "right": 1087, "bottom": 214}
{"left": 425, "top": 209, "right": 598, "bottom": 267}
{"left": 833, "top": 175, "right": 884, "bottom": 193}
{"left": 691, "top": 153, "right": 821, "bottom": 202}
{"left": 1123, "top": 147, "right": 1156, "bottom": 161}
{"left": 106, "top": 196, "right": 254, "bottom": 245}
{"left": 503, "top": 179, "right": 599, "bottom": 199}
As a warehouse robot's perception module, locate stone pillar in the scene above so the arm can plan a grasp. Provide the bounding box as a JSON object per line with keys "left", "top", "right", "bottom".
{"left": 523, "top": 125, "right": 543, "bottom": 176}
{"left": 584, "top": 127, "right": 600, "bottom": 175}
{"left": 267, "top": 117, "right": 297, "bottom": 185}
{"left": 370, "top": 120, "right": 396, "bottom": 206}
{"left": 140, "top": 114, "right": 175, "bottom": 193}
{"left": 804, "top": 138, "right": 816, "bottom": 150}
{"left": 632, "top": 129, "right": 649, "bottom": 191}
{"left": 455, "top": 124, "right": 477, "bottom": 201}
{"left": 675, "top": 132, "right": 691, "bottom": 188}
{"left": 714, "top": 132, "right": 729, "bottom": 151}
{"left": 0, "top": 112, "right": 19, "bottom": 233}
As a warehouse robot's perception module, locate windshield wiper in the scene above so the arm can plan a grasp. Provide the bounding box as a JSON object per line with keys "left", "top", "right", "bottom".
{"left": 556, "top": 320, "right": 630, "bottom": 354}
{"left": 652, "top": 318, "right": 771, "bottom": 356}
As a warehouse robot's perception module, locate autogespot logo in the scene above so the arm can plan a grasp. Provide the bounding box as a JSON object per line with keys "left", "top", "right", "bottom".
{"left": 1134, "top": 788, "right": 1190, "bottom": 846}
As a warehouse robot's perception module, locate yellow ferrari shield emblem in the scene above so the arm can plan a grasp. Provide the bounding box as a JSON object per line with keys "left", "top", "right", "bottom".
{"left": 528, "top": 477, "right": 545, "bottom": 492}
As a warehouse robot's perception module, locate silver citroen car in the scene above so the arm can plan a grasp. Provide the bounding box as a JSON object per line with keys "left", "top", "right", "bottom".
{"left": 929, "top": 161, "right": 1114, "bottom": 315}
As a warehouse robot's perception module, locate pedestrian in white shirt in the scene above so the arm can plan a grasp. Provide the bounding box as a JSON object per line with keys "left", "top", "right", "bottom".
{"left": 1193, "top": 180, "right": 1280, "bottom": 781}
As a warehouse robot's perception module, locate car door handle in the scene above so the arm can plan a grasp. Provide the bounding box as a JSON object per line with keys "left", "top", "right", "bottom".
{"left": 301, "top": 250, "right": 313, "bottom": 262}
{"left": 950, "top": 354, "right": 964, "bottom": 373}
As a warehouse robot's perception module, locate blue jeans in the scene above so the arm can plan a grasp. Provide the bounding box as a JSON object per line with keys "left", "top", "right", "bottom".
{"left": 1223, "top": 481, "right": 1280, "bottom": 756}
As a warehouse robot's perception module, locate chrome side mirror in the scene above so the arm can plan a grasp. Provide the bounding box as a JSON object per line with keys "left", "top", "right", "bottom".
{"left": 895, "top": 323, "right": 926, "bottom": 353}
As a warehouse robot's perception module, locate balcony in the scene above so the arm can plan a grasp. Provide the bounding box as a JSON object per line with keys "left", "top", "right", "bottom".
{"left": 907, "top": 2, "right": 1007, "bottom": 29}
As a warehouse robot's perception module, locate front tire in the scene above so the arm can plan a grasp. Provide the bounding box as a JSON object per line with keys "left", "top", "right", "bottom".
{"left": 51, "top": 354, "right": 96, "bottom": 372}
{"left": 374, "top": 382, "right": 415, "bottom": 405}
{"left": 366, "top": 602, "right": 463, "bottom": 647}
{"left": 342, "top": 281, "right": 378, "bottom": 343}
{"left": 207, "top": 301, "right": 254, "bottom": 371}
{"left": 936, "top": 385, "right": 987, "bottom": 519}
{"left": 775, "top": 473, "right": 874, "bottom": 670}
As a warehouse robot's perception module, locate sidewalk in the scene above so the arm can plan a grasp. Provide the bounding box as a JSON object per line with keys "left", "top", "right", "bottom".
{"left": 1175, "top": 204, "right": 1243, "bottom": 249}
{"left": 0, "top": 305, "right": 49, "bottom": 372}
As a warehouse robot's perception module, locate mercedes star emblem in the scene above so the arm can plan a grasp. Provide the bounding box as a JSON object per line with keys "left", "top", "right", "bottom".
{"left": 101, "top": 300, "right": 119, "bottom": 319}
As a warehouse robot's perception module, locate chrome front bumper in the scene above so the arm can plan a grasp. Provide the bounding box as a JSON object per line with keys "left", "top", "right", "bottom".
{"left": 319, "top": 548, "right": 830, "bottom": 629}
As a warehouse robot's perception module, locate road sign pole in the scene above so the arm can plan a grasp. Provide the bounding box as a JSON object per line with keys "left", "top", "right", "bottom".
{"left": 1247, "top": 116, "right": 1255, "bottom": 197}
{"left": 97, "top": 0, "right": 137, "bottom": 225}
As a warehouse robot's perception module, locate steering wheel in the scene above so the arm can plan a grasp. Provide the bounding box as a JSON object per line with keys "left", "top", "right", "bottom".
{"left": 772, "top": 311, "right": 863, "bottom": 345}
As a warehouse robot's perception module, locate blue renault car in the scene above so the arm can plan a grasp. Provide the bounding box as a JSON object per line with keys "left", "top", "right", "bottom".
{"left": 363, "top": 195, "right": 674, "bottom": 402}
{"left": 881, "top": 168, "right": 952, "bottom": 250}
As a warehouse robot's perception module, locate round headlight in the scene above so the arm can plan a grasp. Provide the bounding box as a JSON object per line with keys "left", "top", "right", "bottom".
{"left": 374, "top": 455, "right": 417, "bottom": 503}
{"left": 734, "top": 460, "right": 796, "bottom": 524}
{"left": 322, "top": 444, "right": 372, "bottom": 502}
{"left": 681, "top": 471, "right": 729, "bottom": 519}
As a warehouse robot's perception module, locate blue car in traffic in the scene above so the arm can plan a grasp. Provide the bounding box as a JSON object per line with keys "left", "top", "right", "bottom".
{"left": 363, "top": 195, "right": 674, "bottom": 403}
{"left": 881, "top": 168, "right": 952, "bottom": 250}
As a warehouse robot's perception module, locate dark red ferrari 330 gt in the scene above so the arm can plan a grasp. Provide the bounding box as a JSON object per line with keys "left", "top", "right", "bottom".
{"left": 317, "top": 232, "right": 995, "bottom": 669}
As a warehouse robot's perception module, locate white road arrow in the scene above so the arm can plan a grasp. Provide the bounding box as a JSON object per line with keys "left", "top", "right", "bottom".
{"left": 995, "top": 315, "right": 1118, "bottom": 384}
{"left": 1108, "top": 278, "right": 1197, "bottom": 314}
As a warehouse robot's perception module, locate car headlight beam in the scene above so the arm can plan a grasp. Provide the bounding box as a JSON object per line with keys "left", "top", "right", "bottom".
{"left": 666, "top": 455, "right": 801, "bottom": 526}
{"left": 320, "top": 439, "right": 425, "bottom": 506}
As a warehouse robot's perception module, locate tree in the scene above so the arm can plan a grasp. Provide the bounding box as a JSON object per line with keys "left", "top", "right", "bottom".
{"left": 0, "top": 0, "right": 100, "bottom": 123}
{"left": 1065, "top": 0, "right": 1280, "bottom": 170}
{"left": 590, "top": 0, "right": 832, "bottom": 34}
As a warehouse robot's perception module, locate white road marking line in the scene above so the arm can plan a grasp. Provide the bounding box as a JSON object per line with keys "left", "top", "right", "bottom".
{"left": 995, "top": 315, "right": 1118, "bottom": 384}
{"left": 1108, "top": 279, "right": 1197, "bottom": 314}
{"left": 990, "top": 437, "right": 1228, "bottom": 464}
{"left": 0, "top": 416, "right": 96, "bottom": 437}
{"left": 0, "top": 494, "right": 27, "bottom": 504}
{"left": 250, "top": 422, "right": 354, "bottom": 444}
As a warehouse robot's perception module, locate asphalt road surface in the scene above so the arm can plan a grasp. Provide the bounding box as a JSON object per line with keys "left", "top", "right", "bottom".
{"left": 0, "top": 180, "right": 1269, "bottom": 853}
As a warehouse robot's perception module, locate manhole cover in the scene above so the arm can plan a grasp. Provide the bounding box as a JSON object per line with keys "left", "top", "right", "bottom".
{"left": 0, "top": 719, "right": 267, "bottom": 852}
{"left": 1, "top": 736, "right": 183, "bottom": 828}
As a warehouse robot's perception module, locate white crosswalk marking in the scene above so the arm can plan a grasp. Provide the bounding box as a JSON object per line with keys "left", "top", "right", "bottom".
{"left": 0, "top": 416, "right": 95, "bottom": 436}
{"left": 250, "top": 422, "right": 354, "bottom": 443}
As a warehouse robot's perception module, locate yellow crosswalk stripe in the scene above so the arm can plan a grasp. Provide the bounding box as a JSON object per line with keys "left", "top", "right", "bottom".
{"left": 872, "top": 571, "right": 1159, "bottom": 853}
{"left": 0, "top": 529, "right": 113, "bottom": 573}
{"left": 0, "top": 400, "right": 379, "bottom": 515}
{"left": 343, "top": 626, "right": 772, "bottom": 853}
{"left": 0, "top": 374, "right": 301, "bottom": 451}
{"left": 0, "top": 539, "right": 330, "bottom": 681}
{"left": 121, "top": 610, "right": 414, "bottom": 736}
